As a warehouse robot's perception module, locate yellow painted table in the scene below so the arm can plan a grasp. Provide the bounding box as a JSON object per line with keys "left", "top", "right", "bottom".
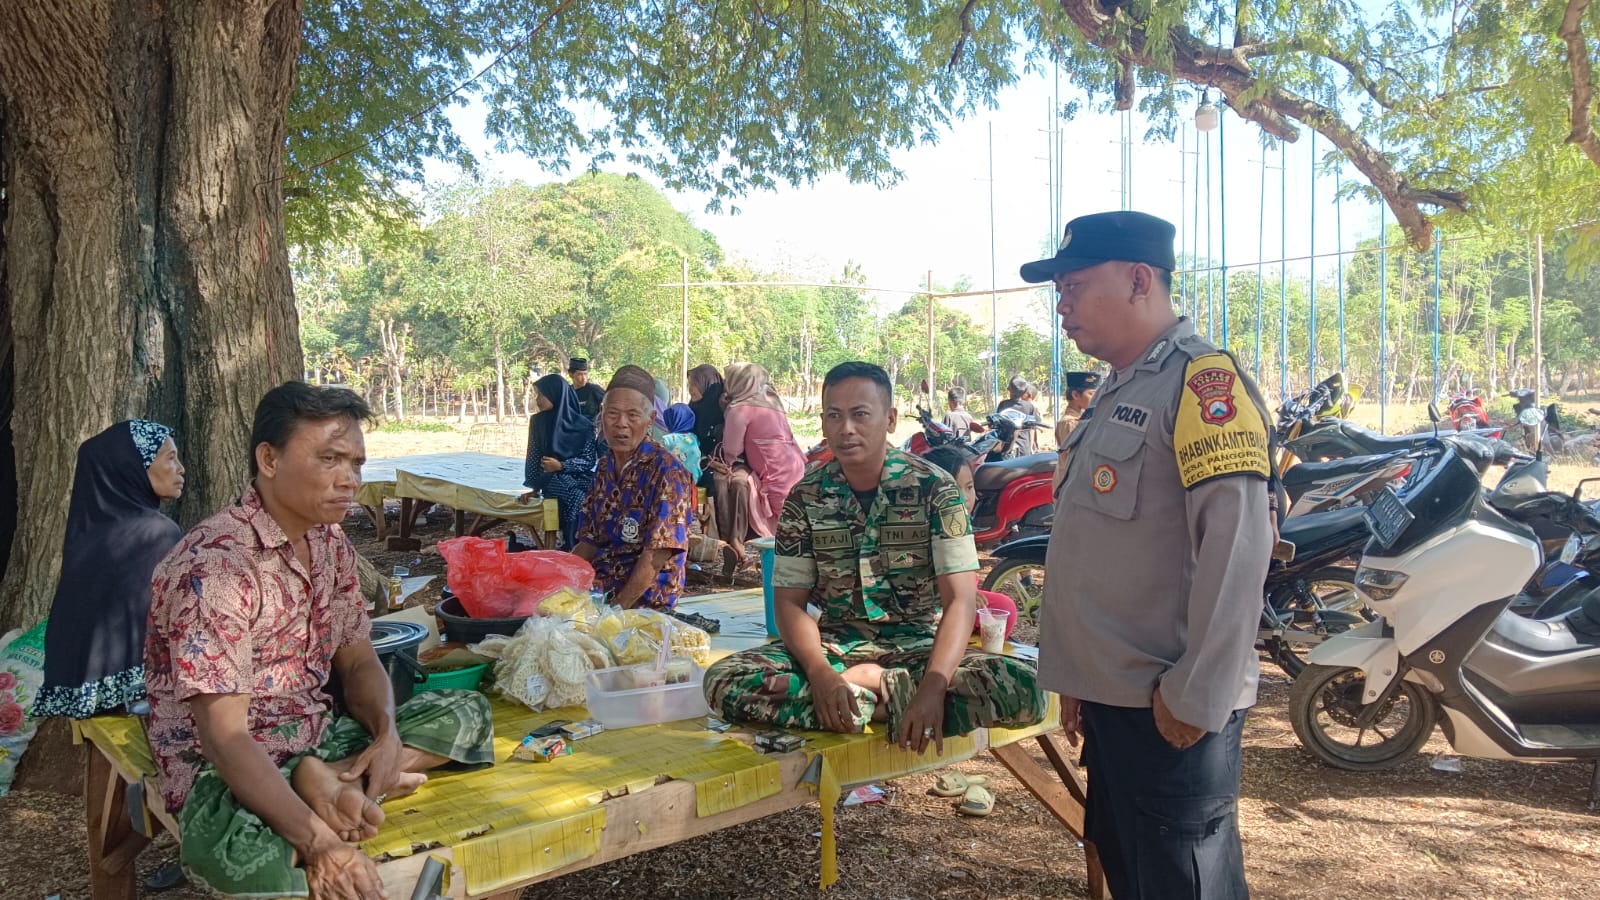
{"left": 76, "top": 590, "right": 1101, "bottom": 899}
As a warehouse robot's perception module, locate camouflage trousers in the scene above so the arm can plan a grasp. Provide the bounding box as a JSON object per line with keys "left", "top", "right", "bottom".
{"left": 702, "top": 626, "right": 1044, "bottom": 736}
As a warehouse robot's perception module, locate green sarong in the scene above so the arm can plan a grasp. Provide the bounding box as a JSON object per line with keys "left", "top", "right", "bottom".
{"left": 177, "top": 689, "right": 494, "bottom": 899}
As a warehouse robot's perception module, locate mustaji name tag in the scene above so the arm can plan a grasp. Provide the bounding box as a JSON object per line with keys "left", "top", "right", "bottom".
{"left": 813, "top": 528, "right": 855, "bottom": 551}
{"left": 1108, "top": 402, "right": 1151, "bottom": 432}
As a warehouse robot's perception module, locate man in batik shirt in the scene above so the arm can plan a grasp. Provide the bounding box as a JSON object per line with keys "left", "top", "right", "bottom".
{"left": 145, "top": 383, "right": 494, "bottom": 899}
{"left": 703, "top": 362, "right": 1044, "bottom": 753}
{"left": 575, "top": 365, "right": 695, "bottom": 610}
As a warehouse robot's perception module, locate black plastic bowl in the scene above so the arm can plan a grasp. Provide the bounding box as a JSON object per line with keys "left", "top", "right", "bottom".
{"left": 435, "top": 590, "right": 530, "bottom": 644}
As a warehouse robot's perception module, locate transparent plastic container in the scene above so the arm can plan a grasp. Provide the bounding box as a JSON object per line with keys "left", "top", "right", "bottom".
{"left": 584, "top": 662, "right": 710, "bottom": 729}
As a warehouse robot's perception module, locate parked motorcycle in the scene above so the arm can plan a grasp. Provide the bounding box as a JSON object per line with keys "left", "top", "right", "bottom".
{"left": 982, "top": 505, "right": 1369, "bottom": 677}
{"left": 1448, "top": 388, "right": 1489, "bottom": 431}
{"left": 1289, "top": 425, "right": 1600, "bottom": 807}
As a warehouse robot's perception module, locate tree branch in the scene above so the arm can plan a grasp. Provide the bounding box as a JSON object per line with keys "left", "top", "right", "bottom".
{"left": 1057, "top": 0, "right": 1465, "bottom": 249}
{"left": 947, "top": 0, "right": 979, "bottom": 71}
{"left": 1558, "top": 0, "right": 1600, "bottom": 166}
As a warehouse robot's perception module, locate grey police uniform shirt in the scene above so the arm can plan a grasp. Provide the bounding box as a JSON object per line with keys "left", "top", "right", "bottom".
{"left": 1040, "top": 317, "right": 1274, "bottom": 733}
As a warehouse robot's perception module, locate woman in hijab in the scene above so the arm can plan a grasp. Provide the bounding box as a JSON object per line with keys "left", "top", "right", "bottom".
{"left": 659, "top": 403, "right": 702, "bottom": 482}
{"left": 33, "top": 421, "right": 186, "bottom": 718}
{"left": 522, "top": 373, "right": 599, "bottom": 550}
{"left": 708, "top": 362, "right": 806, "bottom": 569}
{"left": 687, "top": 364, "right": 726, "bottom": 486}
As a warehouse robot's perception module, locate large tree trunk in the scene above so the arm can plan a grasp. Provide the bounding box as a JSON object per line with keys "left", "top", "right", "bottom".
{"left": 0, "top": 0, "right": 304, "bottom": 629}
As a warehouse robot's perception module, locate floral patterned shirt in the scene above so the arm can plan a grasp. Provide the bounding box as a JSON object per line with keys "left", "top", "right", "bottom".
{"left": 144, "top": 485, "right": 371, "bottom": 813}
{"left": 577, "top": 441, "right": 694, "bottom": 609}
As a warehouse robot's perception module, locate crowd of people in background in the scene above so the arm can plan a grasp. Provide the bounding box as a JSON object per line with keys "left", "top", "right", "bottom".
{"left": 520, "top": 357, "right": 809, "bottom": 588}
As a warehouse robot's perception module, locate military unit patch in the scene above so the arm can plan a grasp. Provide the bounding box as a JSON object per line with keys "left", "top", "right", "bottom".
{"left": 940, "top": 506, "right": 972, "bottom": 537}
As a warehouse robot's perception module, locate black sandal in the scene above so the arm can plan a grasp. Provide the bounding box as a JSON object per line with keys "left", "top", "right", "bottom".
{"left": 670, "top": 609, "right": 722, "bottom": 634}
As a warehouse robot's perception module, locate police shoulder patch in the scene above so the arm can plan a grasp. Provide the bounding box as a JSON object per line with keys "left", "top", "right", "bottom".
{"left": 1174, "top": 353, "right": 1270, "bottom": 489}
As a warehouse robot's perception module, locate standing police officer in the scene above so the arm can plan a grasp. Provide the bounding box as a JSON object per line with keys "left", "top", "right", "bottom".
{"left": 1020, "top": 211, "right": 1272, "bottom": 899}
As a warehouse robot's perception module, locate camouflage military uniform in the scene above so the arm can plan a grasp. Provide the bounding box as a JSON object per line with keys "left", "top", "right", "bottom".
{"left": 703, "top": 449, "right": 1045, "bottom": 735}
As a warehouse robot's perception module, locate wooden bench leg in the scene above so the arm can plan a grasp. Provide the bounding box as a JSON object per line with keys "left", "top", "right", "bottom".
{"left": 989, "top": 737, "right": 1108, "bottom": 900}
{"left": 86, "top": 745, "right": 148, "bottom": 900}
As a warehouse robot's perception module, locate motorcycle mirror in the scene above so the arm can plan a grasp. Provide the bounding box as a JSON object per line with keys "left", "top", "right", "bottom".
{"left": 1428, "top": 402, "right": 1442, "bottom": 424}
{"left": 1545, "top": 403, "right": 1561, "bottom": 430}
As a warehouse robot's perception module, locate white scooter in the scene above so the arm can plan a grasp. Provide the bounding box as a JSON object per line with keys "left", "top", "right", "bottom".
{"left": 1289, "top": 406, "right": 1600, "bottom": 808}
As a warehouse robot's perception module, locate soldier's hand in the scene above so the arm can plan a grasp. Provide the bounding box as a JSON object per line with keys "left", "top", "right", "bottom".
{"left": 896, "top": 676, "right": 947, "bottom": 756}
{"left": 1059, "top": 695, "right": 1083, "bottom": 748}
{"left": 811, "top": 671, "right": 860, "bottom": 733}
{"left": 1152, "top": 689, "right": 1205, "bottom": 750}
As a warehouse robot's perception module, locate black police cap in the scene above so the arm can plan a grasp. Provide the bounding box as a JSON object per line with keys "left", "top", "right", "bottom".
{"left": 1065, "top": 372, "right": 1101, "bottom": 392}
{"left": 1019, "top": 211, "right": 1178, "bottom": 284}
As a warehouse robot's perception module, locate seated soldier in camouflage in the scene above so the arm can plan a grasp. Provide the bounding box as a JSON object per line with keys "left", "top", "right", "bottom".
{"left": 703, "top": 362, "right": 1044, "bottom": 753}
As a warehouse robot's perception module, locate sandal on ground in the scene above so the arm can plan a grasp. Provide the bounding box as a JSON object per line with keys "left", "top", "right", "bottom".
{"left": 670, "top": 609, "right": 722, "bottom": 634}
{"left": 880, "top": 667, "right": 915, "bottom": 742}
{"left": 956, "top": 784, "right": 996, "bottom": 817}
{"left": 930, "top": 772, "right": 990, "bottom": 798}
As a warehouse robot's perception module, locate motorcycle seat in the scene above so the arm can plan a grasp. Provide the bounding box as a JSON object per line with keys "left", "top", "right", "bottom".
{"left": 973, "top": 452, "right": 1056, "bottom": 492}
{"left": 1488, "top": 610, "right": 1600, "bottom": 655}
{"left": 1282, "top": 451, "right": 1408, "bottom": 489}
{"left": 1278, "top": 506, "right": 1370, "bottom": 558}
{"left": 1337, "top": 421, "right": 1434, "bottom": 455}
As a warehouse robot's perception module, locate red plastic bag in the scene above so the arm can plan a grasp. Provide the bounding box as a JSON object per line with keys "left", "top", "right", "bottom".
{"left": 438, "top": 536, "right": 595, "bottom": 619}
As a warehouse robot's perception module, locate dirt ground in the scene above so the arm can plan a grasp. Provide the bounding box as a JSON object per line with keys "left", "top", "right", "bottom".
{"left": 5, "top": 421, "right": 1600, "bottom": 898}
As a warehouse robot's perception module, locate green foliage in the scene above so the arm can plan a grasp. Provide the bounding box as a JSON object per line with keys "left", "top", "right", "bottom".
{"left": 295, "top": 174, "right": 1066, "bottom": 417}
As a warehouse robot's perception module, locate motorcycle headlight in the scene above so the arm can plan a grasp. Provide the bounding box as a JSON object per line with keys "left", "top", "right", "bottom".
{"left": 1355, "top": 567, "right": 1409, "bottom": 602}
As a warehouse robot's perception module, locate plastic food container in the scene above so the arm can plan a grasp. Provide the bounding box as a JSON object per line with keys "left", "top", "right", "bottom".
{"left": 584, "top": 662, "right": 710, "bottom": 729}
{"left": 420, "top": 661, "right": 489, "bottom": 692}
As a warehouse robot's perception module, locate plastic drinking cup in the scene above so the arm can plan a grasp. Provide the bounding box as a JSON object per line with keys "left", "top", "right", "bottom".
{"left": 976, "top": 607, "right": 1010, "bottom": 653}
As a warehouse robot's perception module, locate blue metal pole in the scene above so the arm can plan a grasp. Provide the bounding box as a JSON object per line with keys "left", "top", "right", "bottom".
{"left": 1193, "top": 126, "right": 1202, "bottom": 321}
{"left": 1379, "top": 207, "right": 1389, "bottom": 432}
{"left": 1219, "top": 107, "right": 1228, "bottom": 349}
{"left": 1440, "top": 227, "right": 1452, "bottom": 398}
{"left": 1308, "top": 132, "right": 1318, "bottom": 386}
{"left": 1336, "top": 165, "right": 1346, "bottom": 373}
{"left": 1256, "top": 151, "right": 1266, "bottom": 381}
{"left": 1205, "top": 129, "right": 1214, "bottom": 340}
{"left": 1180, "top": 128, "right": 1187, "bottom": 316}
{"left": 988, "top": 121, "right": 999, "bottom": 411}
{"left": 1279, "top": 141, "right": 1288, "bottom": 399}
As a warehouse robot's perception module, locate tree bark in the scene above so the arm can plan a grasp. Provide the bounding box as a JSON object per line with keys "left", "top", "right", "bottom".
{"left": 0, "top": 0, "right": 304, "bottom": 629}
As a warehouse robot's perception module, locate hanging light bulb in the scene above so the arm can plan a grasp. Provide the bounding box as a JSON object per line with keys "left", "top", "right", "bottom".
{"left": 1195, "top": 90, "right": 1220, "bottom": 132}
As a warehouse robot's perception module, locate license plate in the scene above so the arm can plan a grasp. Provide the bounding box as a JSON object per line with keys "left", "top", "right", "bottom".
{"left": 1364, "top": 487, "right": 1415, "bottom": 549}
{"left": 1560, "top": 533, "right": 1582, "bottom": 564}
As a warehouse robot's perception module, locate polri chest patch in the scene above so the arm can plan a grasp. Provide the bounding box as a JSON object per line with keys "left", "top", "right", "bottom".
{"left": 1093, "top": 465, "right": 1118, "bottom": 494}
{"left": 1107, "top": 402, "right": 1151, "bottom": 433}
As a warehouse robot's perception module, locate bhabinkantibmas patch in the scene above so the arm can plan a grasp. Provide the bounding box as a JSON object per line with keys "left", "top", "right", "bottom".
{"left": 1175, "top": 353, "right": 1270, "bottom": 489}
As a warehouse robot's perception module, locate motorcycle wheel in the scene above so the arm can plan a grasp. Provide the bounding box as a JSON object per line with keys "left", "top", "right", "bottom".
{"left": 982, "top": 558, "right": 1047, "bottom": 625}
{"left": 1289, "top": 664, "right": 1437, "bottom": 772}
{"left": 1264, "top": 567, "right": 1367, "bottom": 679}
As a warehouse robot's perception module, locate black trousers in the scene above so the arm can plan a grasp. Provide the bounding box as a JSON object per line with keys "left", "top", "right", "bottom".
{"left": 1081, "top": 702, "right": 1249, "bottom": 900}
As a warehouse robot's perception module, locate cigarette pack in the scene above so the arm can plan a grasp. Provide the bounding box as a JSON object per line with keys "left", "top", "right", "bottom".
{"left": 512, "top": 734, "right": 571, "bottom": 762}
{"left": 705, "top": 717, "right": 734, "bottom": 733}
{"left": 559, "top": 719, "right": 605, "bottom": 741}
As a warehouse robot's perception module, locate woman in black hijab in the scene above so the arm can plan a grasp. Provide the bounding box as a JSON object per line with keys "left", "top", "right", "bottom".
{"left": 522, "top": 373, "right": 599, "bottom": 550}
{"left": 687, "top": 364, "right": 725, "bottom": 488}
{"left": 33, "top": 421, "right": 186, "bottom": 718}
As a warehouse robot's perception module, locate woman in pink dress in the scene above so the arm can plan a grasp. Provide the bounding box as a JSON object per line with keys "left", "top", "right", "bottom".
{"left": 708, "top": 362, "right": 806, "bottom": 569}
